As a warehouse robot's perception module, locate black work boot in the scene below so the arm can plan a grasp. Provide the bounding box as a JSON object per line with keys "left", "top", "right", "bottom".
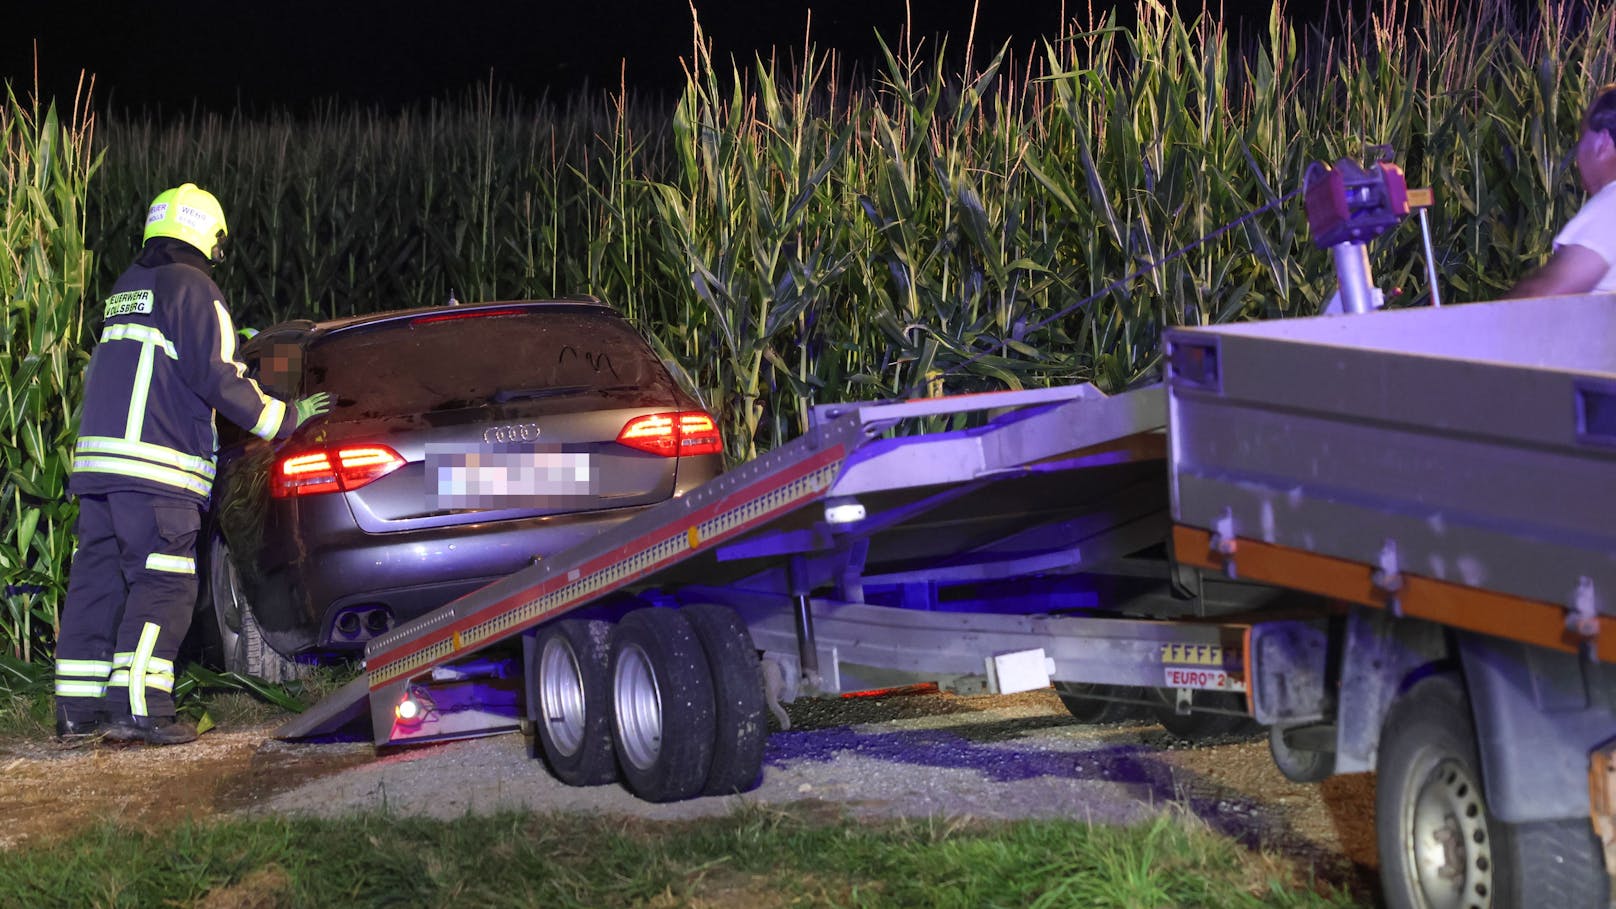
{"left": 104, "top": 714, "right": 199, "bottom": 746}
{"left": 53, "top": 704, "right": 107, "bottom": 739}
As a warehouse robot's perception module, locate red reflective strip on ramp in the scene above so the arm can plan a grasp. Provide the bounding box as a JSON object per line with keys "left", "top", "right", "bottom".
{"left": 368, "top": 444, "right": 847, "bottom": 688}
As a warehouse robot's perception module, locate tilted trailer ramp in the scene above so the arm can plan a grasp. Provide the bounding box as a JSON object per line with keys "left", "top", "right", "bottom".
{"left": 1164, "top": 291, "right": 1616, "bottom": 905}
{"left": 281, "top": 379, "right": 1283, "bottom": 783}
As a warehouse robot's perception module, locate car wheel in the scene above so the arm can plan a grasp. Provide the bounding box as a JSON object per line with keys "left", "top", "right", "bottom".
{"left": 205, "top": 535, "right": 300, "bottom": 684}
{"left": 528, "top": 619, "right": 617, "bottom": 786}
{"left": 1054, "top": 682, "right": 1141, "bottom": 724}
{"left": 609, "top": 608, "right": 716, "bottom": 803}
{"left": 681, "top": 604, "right": 767, "bottom": 796}
{"left": 1149, "top": 688, "right": 1254, "bottom": 740}
{"left": 1376, "top": 672, "right": 1608, "bottom": 909}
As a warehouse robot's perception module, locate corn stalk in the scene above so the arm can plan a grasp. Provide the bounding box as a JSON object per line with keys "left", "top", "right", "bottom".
{"left": 0, "top": 77, "right": 99, "bottom": 661}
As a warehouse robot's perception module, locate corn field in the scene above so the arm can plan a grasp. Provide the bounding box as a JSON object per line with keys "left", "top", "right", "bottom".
{"left": 4, "top": 0, "right": 1612, "bottom": 662}
{"left": 2, "top": 79, "right": 99, "bottom": 662}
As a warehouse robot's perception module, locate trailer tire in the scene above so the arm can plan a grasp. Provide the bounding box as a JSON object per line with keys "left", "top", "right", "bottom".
{"left": 1269, "top": 724, "right": 1335, "bottom": 784}
{"left": 1150, "top": 689, "right": 1253, "bottom": 741}
{"left": 610, "top": 608, "right": 716, "bottom": 803}
{"left": 1054, "top": 683, "right": 1140, "bottom": 724}
{"left": 682, "top": 604, "right": 767, "bottom": 795}
{"left": 1376, "top": 672, "right": 1609, "bottom": 909}
{"left": 529, "top": 619, "right": 617, "bottom": 786}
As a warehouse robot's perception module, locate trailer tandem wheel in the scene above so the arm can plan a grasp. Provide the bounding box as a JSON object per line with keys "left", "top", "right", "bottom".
{"left": 1149, "top": 689, "right": 1252, "bottom": 741}
{"left": 610, "top": 608, "right": 717, "bottom": 802}
{"left": 528, "top": 619, "right": 618, "bottom": 786}
{"left": 681, "top": 604, "right": 768, "bottom": 796}
{"left": 1054, "top": 682, "right": 1142, "bottom": 724}
{"left": 1268, "top": 724, "right": 1335, "bottom": 784}
{"left": 1376, "top": 672, "right": 1609, "bottom": 909}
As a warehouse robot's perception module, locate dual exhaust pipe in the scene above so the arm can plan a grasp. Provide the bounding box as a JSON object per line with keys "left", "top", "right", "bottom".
{"left": 331, "top": 604, "right": 394, "bottom": 643}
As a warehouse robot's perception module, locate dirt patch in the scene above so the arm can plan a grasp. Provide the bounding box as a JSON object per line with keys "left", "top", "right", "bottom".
{"left": 0, "top": 728, "right": 265, "bottom": 848}
{"left": 1160, "top": 735, "right": 1379, "bottom": 893}
{"left": 649, "top": 866, "right": 875, "bottom": 909}
{"left": 196, "top": 865, "right": 293, "bottom": 909}
{"left": 0, "top": 726, "right": 365, "bottom": 850}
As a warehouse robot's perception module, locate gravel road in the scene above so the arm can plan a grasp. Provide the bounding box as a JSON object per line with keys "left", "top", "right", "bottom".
{"left": 229, "top": 688, "right": 1378, "bottom": 894}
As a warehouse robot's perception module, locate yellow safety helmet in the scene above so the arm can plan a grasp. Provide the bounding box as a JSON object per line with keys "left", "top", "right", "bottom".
{"left": 143, "top": 183, "right": 229, "bottom": 262}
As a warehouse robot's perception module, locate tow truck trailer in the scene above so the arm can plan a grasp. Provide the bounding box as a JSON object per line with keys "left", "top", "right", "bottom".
{"left": 282, "top": 160, "right": 1616, "bottom": 907}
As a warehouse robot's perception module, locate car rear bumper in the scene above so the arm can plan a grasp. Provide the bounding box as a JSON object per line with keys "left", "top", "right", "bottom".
{"left": 261, "top": 504, "right": 651, "bottom": 653}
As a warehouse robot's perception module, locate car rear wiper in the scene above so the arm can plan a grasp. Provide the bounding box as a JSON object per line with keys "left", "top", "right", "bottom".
{"left": 489, "top": 384, "right": 592, "bottom": 404}
{"left": 490, "top": 384, "right": 637, "bottom": 404}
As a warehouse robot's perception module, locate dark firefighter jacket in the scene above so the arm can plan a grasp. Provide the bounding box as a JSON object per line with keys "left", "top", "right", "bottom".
{"left": 70, "top": 238, "right": 297, "bottom": 505}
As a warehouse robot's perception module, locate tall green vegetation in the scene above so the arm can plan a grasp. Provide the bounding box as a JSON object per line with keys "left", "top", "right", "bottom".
{"left": 1, "top": 79, "right": 99, "bottom": 661}
{"left": 4, "top": 0, "right": 1612, "bottom": 661}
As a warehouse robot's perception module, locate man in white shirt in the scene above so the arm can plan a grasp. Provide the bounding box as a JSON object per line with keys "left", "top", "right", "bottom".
{"left": 1509, "top": 83, "right": 1616, "bottom": 297}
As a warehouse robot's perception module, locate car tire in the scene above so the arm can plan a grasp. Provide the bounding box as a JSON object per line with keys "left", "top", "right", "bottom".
{"left": 1376, "top": 672, "right": 1609, "bottom": 909}
{"left": 204, "top": 535, "right": 301, "bottom": 684}
{"left": 681, "top": 604, "right": 767, "bottom": 796}
{"left": 1149, "top": 689, "right": 1254, "bottom": 740}
{"left": 1054, "top": 682, "right": 1141, "bottom": 724}
{"left": 528, "top": 619, "right": 617, "bottom": 786}
{"left": 609, "top": 608, "right": 716, "bottom": 803}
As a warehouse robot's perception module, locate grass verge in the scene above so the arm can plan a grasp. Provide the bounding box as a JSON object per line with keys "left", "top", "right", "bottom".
{"left": 0, "top": 806, "right": 1364, "bottom": 909}
{"left": 0, "top": 657, "right": 356, "bottom": 741}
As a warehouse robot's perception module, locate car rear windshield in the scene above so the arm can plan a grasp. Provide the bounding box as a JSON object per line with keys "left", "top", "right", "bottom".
{"left": 302, "top": 308, "right": 676, "bottom": 415}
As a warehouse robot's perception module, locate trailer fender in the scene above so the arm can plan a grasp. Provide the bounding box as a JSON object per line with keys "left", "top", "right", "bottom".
{"left": 1457, "top": 632, "right": 1616, "bottom": 824}
{"left": 1333, "top": 607, "right": 1450, "bottom": 774}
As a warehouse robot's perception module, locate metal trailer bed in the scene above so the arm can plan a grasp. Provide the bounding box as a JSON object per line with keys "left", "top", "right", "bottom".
{"left": 283, "top": 378, "right": 1283, "bottom": 747}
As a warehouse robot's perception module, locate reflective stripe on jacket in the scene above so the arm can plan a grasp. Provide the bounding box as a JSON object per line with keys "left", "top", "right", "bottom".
{"left": 70, "top": 240, "right": 294, "bottom": 503}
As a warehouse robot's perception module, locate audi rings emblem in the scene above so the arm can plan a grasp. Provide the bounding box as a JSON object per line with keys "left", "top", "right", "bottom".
{"left": 483, "top": 422, "right": 542, "bottom": 443}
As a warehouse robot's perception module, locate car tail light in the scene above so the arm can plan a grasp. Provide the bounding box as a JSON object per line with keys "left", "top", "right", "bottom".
{"left": 411, "top": 307, "right": 526, "bottom": 325}
{"left": 273, "top": 444, "right": 406, "bottom": 497}
{"left": 616, "top": 411, "right": 723, "bottom": 457}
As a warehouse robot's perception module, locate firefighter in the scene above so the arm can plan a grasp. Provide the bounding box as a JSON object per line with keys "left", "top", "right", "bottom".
{"left": 53, "top": 183, "right": 331, "bottom": 745}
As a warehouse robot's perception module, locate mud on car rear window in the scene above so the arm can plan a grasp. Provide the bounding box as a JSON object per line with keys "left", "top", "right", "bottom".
{"left": 303, "top": 309, "right": 676, "bottom": 418}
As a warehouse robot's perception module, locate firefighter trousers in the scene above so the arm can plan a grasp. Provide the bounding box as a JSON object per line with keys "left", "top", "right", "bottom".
{"left": 55, "top": 492, "right": 202, "bottom": 721}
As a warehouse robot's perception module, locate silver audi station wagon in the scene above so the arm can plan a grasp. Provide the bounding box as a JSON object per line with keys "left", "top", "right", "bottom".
{"left": 195, "top": 298, "right": 723, "bottom": 679}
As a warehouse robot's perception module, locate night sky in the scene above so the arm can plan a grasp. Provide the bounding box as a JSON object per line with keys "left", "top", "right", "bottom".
{"left": 8, "top": 0, "right": 1281, "bottom": 114}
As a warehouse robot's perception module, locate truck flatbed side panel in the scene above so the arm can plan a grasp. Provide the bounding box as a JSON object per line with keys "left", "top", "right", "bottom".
{"left": 1166, "top": 294, "right": 1616, "bottom": 620}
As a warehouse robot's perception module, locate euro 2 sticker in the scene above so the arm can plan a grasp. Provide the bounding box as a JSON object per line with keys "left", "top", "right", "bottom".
{"left": 103, "top": 290, "right": 155, "bottom": 319}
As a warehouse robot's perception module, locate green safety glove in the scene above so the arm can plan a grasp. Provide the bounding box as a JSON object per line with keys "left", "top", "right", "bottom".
{"left": 293, "top": 392, "right": 333, "bottom": 427}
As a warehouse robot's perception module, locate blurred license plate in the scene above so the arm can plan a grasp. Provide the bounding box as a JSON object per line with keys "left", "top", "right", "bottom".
{"left": 426, "top": 445, "right": 595, "bottom": 508}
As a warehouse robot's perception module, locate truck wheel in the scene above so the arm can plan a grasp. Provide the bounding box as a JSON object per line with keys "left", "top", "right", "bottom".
{"left": 1054, "top": 683, "right": 1140, "bottom": 724}
{"left": 205, "top": 535, "right": 300, "bottom": 683}
{"left": 529, "top": 619, "right": 617, "bottom": 786}
{"left": 682, "top": 604, "right": 767, "bottom": 795}
{"left": 1377, "top": 672, "right": 1609, "bottom": 909}
{"left": 1150, "top": 689, "right": 1252, "bottom": 740}
{"left": 610, "top": 608, "right": 716, "bottom": 802}
{"left": 1269, "top": 723, "right": 1335, "bottom": 783}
